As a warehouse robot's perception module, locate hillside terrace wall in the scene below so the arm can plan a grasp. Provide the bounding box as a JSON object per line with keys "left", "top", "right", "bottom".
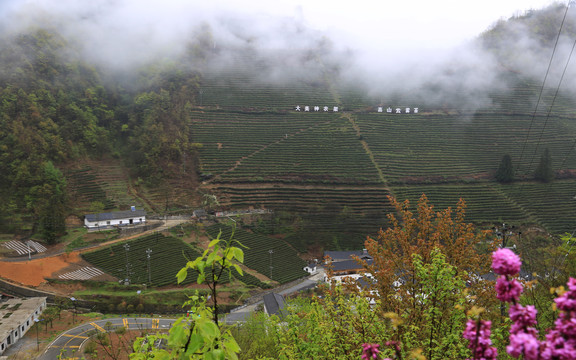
{"left": 0, "top": 279, "right": 56, "bottom": 302}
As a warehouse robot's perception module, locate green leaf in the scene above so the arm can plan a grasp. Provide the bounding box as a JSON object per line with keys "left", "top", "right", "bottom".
{"left": 232, "top": 247, "right": 244, "bottom": 263}
{"left": 206, "top": 251, "right": 217, "bottom": 266}
{"left": 197, "top": 260, "right": 206, "bottom": 273}
{"left": 176, "top": 268, "right": 188, "bottom": 284}
{"left": 198, "top": 321, "right": 219, "bottom": 341}
{"left": 168, "top": 323, "right": 188, "bottom": 347}
{"left": 234, "top": 239, "right": 249, "bottom": 249}
{"left": 205, "top": 349, "right": 224, "bottom": 360}
{"left": 225, "top": 334, "right": 241, "bottom": 353}
{"left": 187, "top": 333, "right": 204, "bottom": 354}
{"left": 232, "top": 264, "right": 243, "bottom": 276}
{"left": 208, "top": 239, "right": 220, "bottom": 249}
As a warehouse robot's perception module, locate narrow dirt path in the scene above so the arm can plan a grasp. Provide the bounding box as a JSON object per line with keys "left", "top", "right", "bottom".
{"left": 0, "top": 220, "right": 190, "bottom": 287}
{"left": 205, "top": 119, "right": 335, "bottom": 184}
{"left": 341, "top": 112, "right": 389, "bottom": 187}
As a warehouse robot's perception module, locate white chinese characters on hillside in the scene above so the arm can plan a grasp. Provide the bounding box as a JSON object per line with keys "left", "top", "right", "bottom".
{"left": 295, "top": 105, "right": 419, "bottom": 113}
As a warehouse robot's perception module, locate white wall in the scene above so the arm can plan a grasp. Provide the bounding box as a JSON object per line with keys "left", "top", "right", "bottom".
{"left": 84, "top": 216, "right": 146, "bottom": 229}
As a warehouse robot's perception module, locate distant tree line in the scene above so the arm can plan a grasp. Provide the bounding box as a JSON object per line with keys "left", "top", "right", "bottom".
{"left": 494, "top": 149, "right": 554, "bottom": 184}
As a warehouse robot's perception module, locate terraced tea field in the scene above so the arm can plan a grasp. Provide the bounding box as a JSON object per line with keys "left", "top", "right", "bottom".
{"left": 499, "top": 181, "right": 576, "bottom": 234}
{"left": 205, "top": 225, "right": 308, "bottom": 284}
{"left": 193, "top": 72, "right": 576, "bottom": 239}
{"left": 82, "top": 233, "right": 272, "bottom": 288}
{"left": 391, "top": 184, "right": 528, "bottom": 223}
{"left": 82, "top": 233, "right": 201, "bottom": 286}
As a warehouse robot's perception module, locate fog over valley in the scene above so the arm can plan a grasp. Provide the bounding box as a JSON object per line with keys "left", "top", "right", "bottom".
{"left": 1, "top": 0, "right": 574, "bottom": 112}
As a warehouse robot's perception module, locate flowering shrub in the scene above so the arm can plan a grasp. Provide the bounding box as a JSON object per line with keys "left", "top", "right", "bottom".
{"left": 361, "top": 248, "right": 576, "bottom": 359}
{"left": 462, "top": 319, "right": 497, "bottom": 360}
{"left": 468, "top": 248, "right": 576, "bottom": 359}
{"left": 361, "top": 343, "right": 381, "bottom": 359}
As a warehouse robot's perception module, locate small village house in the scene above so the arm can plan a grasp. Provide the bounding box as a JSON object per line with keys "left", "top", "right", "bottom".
{"left": 263, "top": 293, "right": 286, "bottom": 318}
{"left": 84, "top": 207, "right": 146, "bottom": 230}
{"left": 0, "top": 297, "right": 46, "bottom": 355}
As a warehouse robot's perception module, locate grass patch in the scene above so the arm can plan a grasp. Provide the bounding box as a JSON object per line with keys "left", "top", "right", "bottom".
{"left": 73, "top": 287, "right": 209, "bottom": 306}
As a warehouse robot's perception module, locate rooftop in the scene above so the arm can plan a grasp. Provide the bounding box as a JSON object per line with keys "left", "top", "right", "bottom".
{"left": 324, "top": 250, "right": 373, "bottom": 262}
{"left": 0, "top": 297, "right": 46, "bottom": 341}
{"left": 85, "top": 209, "right": 146, "bottom": 222}
{"left": 331, "top": 259, "right": 373, "bottom": 272}
{"left": 263, "top": 293, "right": 286, "bottom": 317}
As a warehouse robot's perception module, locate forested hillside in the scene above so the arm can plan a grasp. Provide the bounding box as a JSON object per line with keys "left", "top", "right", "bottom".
{"left": 2, "top": 3, "right": 576, "bottom": 250}
{"left": 0, "top": 28, "right": 204, "bottom": 237}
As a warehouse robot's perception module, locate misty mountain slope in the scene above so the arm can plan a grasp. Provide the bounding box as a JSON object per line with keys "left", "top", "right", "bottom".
{"left": 199, "top": 69, "right": 335, "bottom": 110}
{"left": 187, "top": 3, "right": 576, "bottom": 244}
{"left": 5, "top": 3, "right": 576, "bottom": 245}
{"left": 196, "top": 44, "right": 339, "bottom": 110}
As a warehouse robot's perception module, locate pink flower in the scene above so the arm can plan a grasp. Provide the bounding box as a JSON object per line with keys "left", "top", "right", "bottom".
{"left": 495, "top": 276, "right": 523, "bottom": 303}
{"left": 361, "top": 343, "right": 380, "bottom": 360}
{"left": 507, "top": 332, "right": 540, "bottom": 360}
{"left": 463, "top": 319, "right": 498, "bottom": 360}
{"left": 492, "top": 248, "right": 521, "bottom": 276}
{"left": 509, "top": 304, "right": 538, "bottom": 333}
{"left": 555, "top": 278, "right": 576, "bottom": 312}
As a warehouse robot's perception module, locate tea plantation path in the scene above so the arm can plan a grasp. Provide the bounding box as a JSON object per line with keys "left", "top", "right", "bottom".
{"left": 0, "top": 220, "right": 189, "bottom": 288}
{"left": 204, "top": 118, "right": 337, "bottom": 184}
{"left": 342, "top": 112, "right": 388, "bottom": 186}
{"left": 1, "top": 220, "right": 189, "bottom": 263}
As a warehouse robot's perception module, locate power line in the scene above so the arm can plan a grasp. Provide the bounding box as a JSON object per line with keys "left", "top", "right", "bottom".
{"left": 557, "top": 49, "right": 576, "bottom": 170}
{"left": 516, "top": 2, "right": 572, "bottom": 174}
{"left": 530, "top": 25, "right": 576, "bottom": 172}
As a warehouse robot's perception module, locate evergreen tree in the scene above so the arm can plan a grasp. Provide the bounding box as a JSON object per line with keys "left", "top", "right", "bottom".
{"left": 32, "top": 161, "right": 67, "bottom": 244}
{"left": 495, "top": 154, "right": 514, "bottom": 183}
{"left": 534, "top": 148, "right": 554, "bottom": 183}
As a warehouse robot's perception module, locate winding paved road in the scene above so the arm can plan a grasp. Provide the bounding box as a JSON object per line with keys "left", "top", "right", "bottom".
{"left": 38, "top": 317, "right": 176, "bottom": 360}
{"left": 224, "top": 268, "right": 324, "bottom": 324}
{"left": 37, "top": 269, "right": 325, "bottom": 359}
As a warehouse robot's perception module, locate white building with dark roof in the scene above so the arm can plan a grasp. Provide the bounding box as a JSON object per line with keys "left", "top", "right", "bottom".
{"left": 0, "top": 297, "right": 46, "bottom": 355}
{"left": 324, "top": 249, "right": 373, "bottom": 281}
{"left": 324, "top": 249, "right": 373, "bottom": 263}
{"left": 84, "top": 208, "right": 146, "bottom": 229}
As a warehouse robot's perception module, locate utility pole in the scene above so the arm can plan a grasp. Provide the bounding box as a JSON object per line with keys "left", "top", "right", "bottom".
{"left": 34, "top": 318, "right": 39, "bottom": 350}
{"left": 146, "top": 248, "right": 153, "bottom": 284}
{"left": 493, "top": 223, "right": 521, "bottom": 250}
{"left": 269, "top": 249, "right": 274, "bottom": 280}
{"left": 70, "top": 297, "right": 76, "bottom": 323}
{"left": 124, "top": 243, "right": 131, "bottom": 285}
{"left": 493, "top": 223, "right": 521, "bottom": 317}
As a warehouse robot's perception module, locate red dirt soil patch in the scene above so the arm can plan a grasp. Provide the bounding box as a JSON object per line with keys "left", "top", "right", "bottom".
{"left": 0, "top": 251, "right": 84, "bottom": 287}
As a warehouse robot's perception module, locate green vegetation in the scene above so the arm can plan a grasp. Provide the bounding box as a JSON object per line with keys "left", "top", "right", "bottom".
{"left": 82, "top": 233, "right": 201, "bottom": 286}
{"left": 495, "top": 154, "right": 515, "bottom": 183}
{"left": 133, "top": 230, "right": 243, "bottom": 359}
{"left": 81, "top": 232, "right": 272, "bottom": 289}
{"left": 3, "top": 4, "right": 576, "bottom": 248}
{"left": 72, "top": 287, "right": 209, "bottom": 307}
{"left": 205, "top": 225, "right": 308, "bottom": 284}
{"left": 534, "top": 147, "right": 554, "bottom": 182}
